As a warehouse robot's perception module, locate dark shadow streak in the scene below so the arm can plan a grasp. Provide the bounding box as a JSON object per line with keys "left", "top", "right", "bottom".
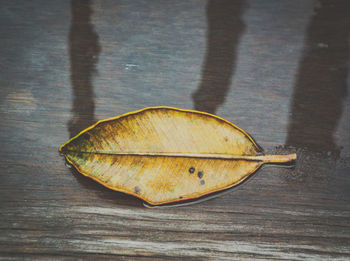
{"left": 68, "top": 0, "right": 101, "bottom": 138}
{"left": 192, "top": 0, "right": 245, "bottom": 114}
{"left": 286, "top": 0, "right": 350, "bottom": 156}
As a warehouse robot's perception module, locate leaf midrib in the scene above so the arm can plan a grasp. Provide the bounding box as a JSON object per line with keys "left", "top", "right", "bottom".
{"left": 63, "top": 150, "right": 297, "bottom": 163}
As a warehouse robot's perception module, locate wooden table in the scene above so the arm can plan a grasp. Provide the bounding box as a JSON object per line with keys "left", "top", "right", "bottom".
{"left": 1, "top": 0, "right": 349, "bottom": 259}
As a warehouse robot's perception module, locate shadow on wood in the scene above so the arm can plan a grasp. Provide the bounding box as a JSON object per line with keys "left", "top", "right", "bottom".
{"left": 68, "top": 0, "right": 101, "bottom": 138}
{"left": 192, "top": 0, "right": 246, "bottom": 114}
{"left": 286, "top": 0, "right": 350, "bottom": 156}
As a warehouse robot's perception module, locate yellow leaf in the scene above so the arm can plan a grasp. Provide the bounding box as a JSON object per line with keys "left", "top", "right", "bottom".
{"left": 59, "top": 106, "right": 296, "bottom": 205}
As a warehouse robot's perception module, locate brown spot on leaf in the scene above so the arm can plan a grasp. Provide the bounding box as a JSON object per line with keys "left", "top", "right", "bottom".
{"left": 134, "top": 186, "right": 141, "bottom": 194}
{"left": 189, "top": 167, "right": 195, "bottom": 174}
{"left": 200, "top": 180, "right": 205, "bottom": 185}
{"left": 198, "top": 171, "right": 203, "bottom": 179}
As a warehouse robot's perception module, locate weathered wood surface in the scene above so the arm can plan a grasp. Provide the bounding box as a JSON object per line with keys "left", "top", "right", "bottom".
{"left": 1, "top": 0, "right": 350, "bottom": 260}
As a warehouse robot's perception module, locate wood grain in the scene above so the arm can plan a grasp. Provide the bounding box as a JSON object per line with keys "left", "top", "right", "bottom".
{"left": 0, "top": 0, "right": 349, "bottom": 260}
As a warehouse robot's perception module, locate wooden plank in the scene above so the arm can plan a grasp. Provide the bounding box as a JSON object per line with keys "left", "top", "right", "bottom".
{"left": 0, "top": 0, "right": 349, "bottom": 260}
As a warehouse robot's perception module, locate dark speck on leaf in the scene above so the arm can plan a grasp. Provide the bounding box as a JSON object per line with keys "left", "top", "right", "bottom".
{"left": 134, "top": 186, "right": 141, "bottom": 194}
{"left": 198, "top": 171, "right": 203, "bottom": 179}
{"left": 200, "top": 180, "right": 205, "bottom": 185}
{"left": 189, "top": 167, "right": 195, "bottom": 174}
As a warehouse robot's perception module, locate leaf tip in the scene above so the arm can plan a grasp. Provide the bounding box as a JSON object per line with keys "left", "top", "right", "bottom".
{"left": 58, "top": 143, "right": 67, "bottom": 155}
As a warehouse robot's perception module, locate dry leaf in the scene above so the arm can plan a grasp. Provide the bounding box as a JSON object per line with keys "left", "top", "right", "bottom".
{"left": 59, "top": 106, "right": 296, "bottom": 205}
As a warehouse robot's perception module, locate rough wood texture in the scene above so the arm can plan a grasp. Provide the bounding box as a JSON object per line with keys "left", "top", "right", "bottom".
{"left": 1, "top": 0, "right": 350, "bottom": 260}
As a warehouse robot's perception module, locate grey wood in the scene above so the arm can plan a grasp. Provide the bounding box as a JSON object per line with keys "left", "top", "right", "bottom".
{"left": 1, "top": 0, "right": 349, "bottom": 260}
